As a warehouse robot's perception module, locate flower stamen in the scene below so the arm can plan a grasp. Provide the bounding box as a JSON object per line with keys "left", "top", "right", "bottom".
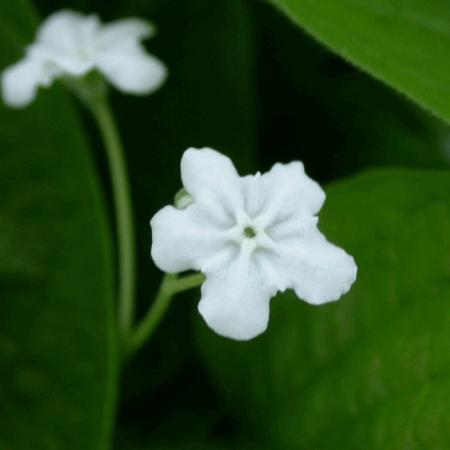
{"left": 243, "top": 226, "right": 257, "bottom": 239}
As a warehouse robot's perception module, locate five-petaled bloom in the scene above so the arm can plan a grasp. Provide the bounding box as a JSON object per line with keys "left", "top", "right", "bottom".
{"left": 151, "top": 148, "right": 357, "bottom": 341}
{"left": 1, "top": 10, "right": 167, "bottom": 108}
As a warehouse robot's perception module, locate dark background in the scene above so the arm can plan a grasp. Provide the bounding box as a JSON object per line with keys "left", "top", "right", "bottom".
{"left": 31, "top": 0, "right": 450, "bottom": 447}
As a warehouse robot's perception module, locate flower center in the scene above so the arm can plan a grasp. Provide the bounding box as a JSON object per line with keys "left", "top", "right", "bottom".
{"left": 243, "top": 226, "right": 257, "bottom": 239}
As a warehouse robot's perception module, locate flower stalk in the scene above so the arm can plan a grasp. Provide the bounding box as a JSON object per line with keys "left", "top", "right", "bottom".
{"left": 87, "top": 91, "right": 137, "bottom": 345}
{"left": 125, "top": 272, "right": 205, "bottom": 358}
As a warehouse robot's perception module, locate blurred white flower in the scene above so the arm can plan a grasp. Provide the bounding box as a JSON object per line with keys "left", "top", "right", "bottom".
{"left": 2, "top": 10, "right": 167, "bottom": 107}
{"left": 150, "top": 148, "right": 357, "bottom": 341}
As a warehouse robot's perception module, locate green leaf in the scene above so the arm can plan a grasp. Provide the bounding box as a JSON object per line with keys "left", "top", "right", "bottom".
{"left": 0, "top": 2, "right": 117, "bottom": 449}
{"left": 197, "top": 169, "right": 450, "bottom": 450}
{"left": 254, "top": 3, "right": 449, "bottom": 175}
{"left": 270, "top": 0, "right": 450, "bottom": 124}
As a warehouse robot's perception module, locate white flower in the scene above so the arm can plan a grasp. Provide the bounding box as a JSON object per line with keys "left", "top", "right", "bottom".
{"left": 151, "top": 148, "right": 357, "bottom": 341}
{"left": 1, "top": 10, "right": 167, "bottom": 108}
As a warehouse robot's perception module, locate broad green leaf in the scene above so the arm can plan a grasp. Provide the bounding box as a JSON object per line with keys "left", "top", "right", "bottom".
{"left": 254, "top": 3, "right": 450, "bottom": 176}
{"left": 270, "top": 0, "right": 450, "bottom": 124}
{"left": 197, "top": 169, "right": 450, "bottom": 449}
{"left": 0, "top": 1, "right": 117, "bottom": 449}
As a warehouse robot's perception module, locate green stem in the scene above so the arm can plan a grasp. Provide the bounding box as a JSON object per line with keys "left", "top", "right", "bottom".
{"left": 126, "top": 273, "right": 205, "bottom": 357}
{"left": 89, "top": 95, "right": 136, "bottom": 343}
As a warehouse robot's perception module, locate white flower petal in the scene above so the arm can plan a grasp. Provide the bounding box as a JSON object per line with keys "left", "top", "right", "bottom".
{"left": 150, "top": 203, "right": 227, "bottom": 273}
{"left": 31, "top": 10, "right": 100, "bottom": 76}
{"left": 240, "top": 173, "right": 267, "bottom": 218}
{"left": 97, "top": 42, "right": 167, "bottom": 94}
{"left": 198, "top": 249, "right": 277, "bottom": 340}
{"left": 258, "top": 161, "right": 326, "bottom": 226}
{"left": 2, "top": 57, "right": 44, "bottom": 108}
{"left": 181, "top": 148, "right": 243, "bottom": 213}
{"left": 276, "top": 228, "right": 357, "bottom": 305}
{"left": 37, "top": 10, "right": 99, "bottom": 53}
{"left": 28, "top": 45, "right": 93, "bottom": 77}
{"left": 97, "top": 18, "right": 155, "bottom": 50}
